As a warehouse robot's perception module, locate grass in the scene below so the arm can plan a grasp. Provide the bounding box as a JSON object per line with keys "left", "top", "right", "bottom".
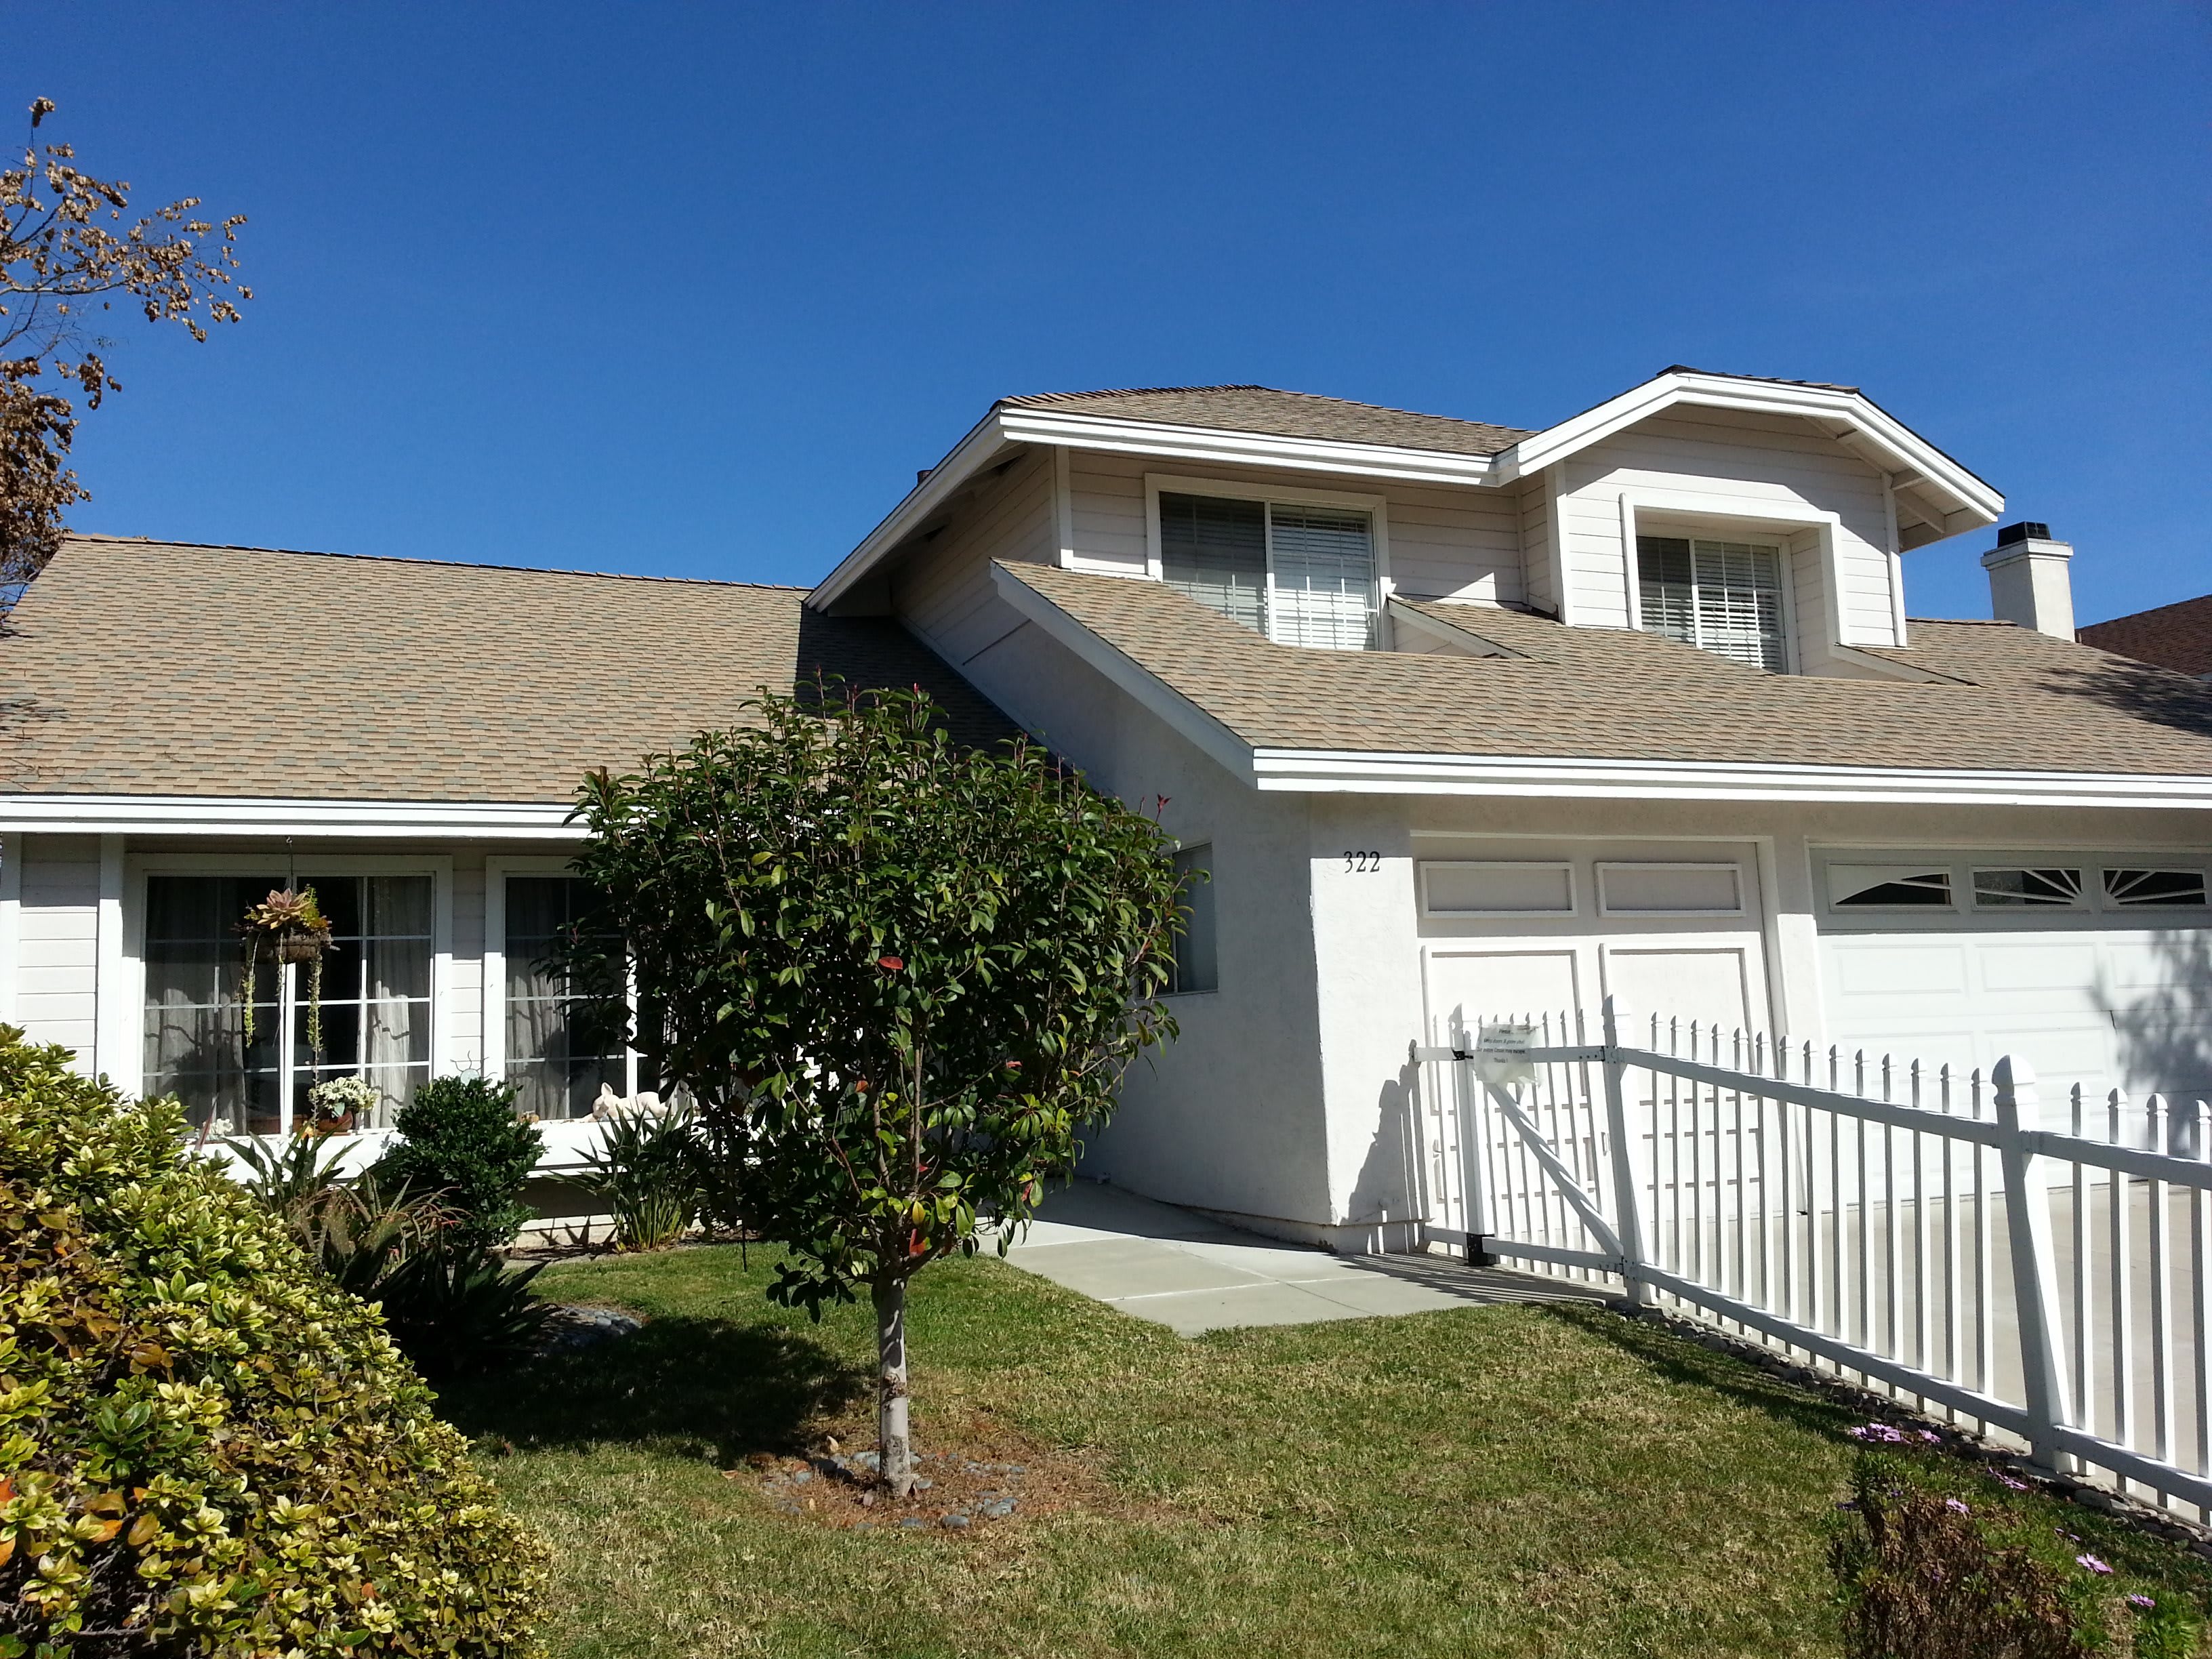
{"left": 436, "top": 1246, "right": 2212, "bottom": 1659}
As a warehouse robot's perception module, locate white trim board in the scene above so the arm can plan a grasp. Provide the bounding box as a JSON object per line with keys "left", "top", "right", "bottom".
{"left": 0, "top": 832, "right": 18, "bottom": 1025}
{"left": 0, "top": 794, "right": 579, "bottom": 839}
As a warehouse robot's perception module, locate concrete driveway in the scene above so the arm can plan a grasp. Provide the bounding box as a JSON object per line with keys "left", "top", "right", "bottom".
{"left": 1002, "top": 1181, "right": 1600, "bottom": 1335}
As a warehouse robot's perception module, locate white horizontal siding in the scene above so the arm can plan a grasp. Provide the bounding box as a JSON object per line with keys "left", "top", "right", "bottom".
{"left": 1065, "top": 451, "right": 1523, "bottom": 605}
{"left": 1559, "top": 408, "right": 1902, "bottom": 649}
{"left": 894, "top": 447, "right": 1057, "bottom": 664}
{"left": 1519, "top": 478, "right": 1555, "bottom": 617}
{"left": 16, "top": 836, "right": 99, "bottom": 1065}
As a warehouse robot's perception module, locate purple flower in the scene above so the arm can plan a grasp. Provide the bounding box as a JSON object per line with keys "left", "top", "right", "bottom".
{"left": 1944, "top": 1498, "right": 1970, "bottom": 1514}
{"left": 1849, "top": 1423, "right": 1908, "bottom": 1444}
{"left": 2076, "top": 1554, "right": 2112, "bottom": 1576}
{"left": 1994, "top": 1473, "right": 2028, "bottom": 1491}
{"left": 1918, "top": 1429, "right": 1942, "bottom": 1443}
{"left": 2129, "top": 1594, "right": 2156, "bottom": 1610}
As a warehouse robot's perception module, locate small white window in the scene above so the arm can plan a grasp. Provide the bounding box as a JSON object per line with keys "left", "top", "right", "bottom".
{"left": 1830, "top": 865, "right": 1954, "bottom": 909}
{"left": 1420, "top": 861, "right": 1576, "bottom": 917}
{"left": 1637, "top": 535, "right": 1787, "bottom": 672}
{"left": 1972, "top": 867, "right": 2085, "bottom": 909}
{"left": 1168, "top": 844, "right": 1218, "bottom": 994}
{"left": 2103, "top": 868, "right": 2209, "bottom": 909}
{"left": 1597, "top": 862, "right": 1744, "bottom": 916}
{"left": 1161, "top": 491, "right": 1377, "bottom": 651}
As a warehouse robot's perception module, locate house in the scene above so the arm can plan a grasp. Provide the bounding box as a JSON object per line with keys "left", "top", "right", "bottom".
{"left": 2079, "top": 592, "right": 2212, "bottom": 680}
{"left": 4, "top": 367, "right": 2209, "bottom": 1253}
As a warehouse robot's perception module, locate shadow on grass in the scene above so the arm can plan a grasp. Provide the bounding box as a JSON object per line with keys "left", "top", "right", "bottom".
{"left": 1538, "top": 1300, "right": 1862, "bottom": 1442}
{"left": 436, "top": 1314, "right": 869, "bottom": 1468}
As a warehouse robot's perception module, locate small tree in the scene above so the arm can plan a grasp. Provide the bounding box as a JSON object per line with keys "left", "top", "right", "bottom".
{"left": 3, "top": 98, "right": 250, "bottom": 600}
{"left": 570, "top": 685, "right": 1182, "bottom": 1496}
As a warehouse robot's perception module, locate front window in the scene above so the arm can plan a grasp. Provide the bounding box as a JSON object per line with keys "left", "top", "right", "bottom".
{"left": 1161, "top": 491, "right": 1378, "bottom": 650}
{"left": 1637, "top": 535, "right": 1787, "bottom": 671}
{"left": 142, "top": 873, "right": 434, "bottom": 1134}
{"left": 503, "top": 876, "right": 629, "bottom": 1120}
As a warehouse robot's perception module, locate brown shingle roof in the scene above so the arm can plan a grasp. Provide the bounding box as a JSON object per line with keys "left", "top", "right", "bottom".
{"left": 2078, "top": 594, "right": 2212, "bottom": 678}
{"left": 1000, "top": 562, "right": 2212, "bottom": 775}
{"left": 998, "top": 386, "right": 1534, "bottom": 457}
{"left": 1, "top": 537, "right": 1015, "bottom": 802}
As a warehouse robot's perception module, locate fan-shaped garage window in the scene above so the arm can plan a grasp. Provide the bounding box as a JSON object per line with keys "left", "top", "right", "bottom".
{"left": 2103, "top": 869, "right": 2209, "bottom": 909}
{"left": 1973, "top": 868, "right": 2085, "bottom": 909}
{"left": 1830, "top": 866, "right": 1954, "bottom": 909}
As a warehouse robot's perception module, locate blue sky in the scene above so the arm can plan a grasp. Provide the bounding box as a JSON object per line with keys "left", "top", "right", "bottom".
{"left": 11, "top": 2, "right": 2207, "bottom": 624}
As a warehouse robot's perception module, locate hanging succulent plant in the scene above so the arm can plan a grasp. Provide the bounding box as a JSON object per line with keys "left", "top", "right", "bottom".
{"left": 239, "top": 886, "right": 337, "bottom": 1055}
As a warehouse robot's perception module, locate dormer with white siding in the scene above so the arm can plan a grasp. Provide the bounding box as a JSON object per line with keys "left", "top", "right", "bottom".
{"left": 811, "top": 368, "right": 2003, "bottom": 692}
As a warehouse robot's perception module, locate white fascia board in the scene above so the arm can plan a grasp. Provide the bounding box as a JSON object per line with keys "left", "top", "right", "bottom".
{"left": 1494, "top": 372, "right": 2005, "bottom": 525}
{"left": 987, "top": 566, "right": 1257, "bottom": 784}
{"left": 0, "top": 794, "right": 583, "bottom": 840}
{"left": 808, "top": 408, "right": 1021, "bottom": 610}
{"left": 1248, "top": 750, "right": 2212, "bottom": 811}
{"left": 994, "top": 408, "right": 1507, "bottom": 489}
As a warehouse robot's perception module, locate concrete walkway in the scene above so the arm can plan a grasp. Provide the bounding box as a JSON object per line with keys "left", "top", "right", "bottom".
{"left": 1002, "top": 1181, "right": 1601, "bottom": 1335}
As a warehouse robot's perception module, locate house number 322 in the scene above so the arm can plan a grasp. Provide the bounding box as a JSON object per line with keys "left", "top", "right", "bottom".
{"left": 1343, "top": 850, "right": 1382, "bottom": 873}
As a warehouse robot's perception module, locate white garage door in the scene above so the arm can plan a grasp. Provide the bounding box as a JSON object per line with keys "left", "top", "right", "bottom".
{"left": 1816, "top": 851, "right": 2212, "bottom": 1120}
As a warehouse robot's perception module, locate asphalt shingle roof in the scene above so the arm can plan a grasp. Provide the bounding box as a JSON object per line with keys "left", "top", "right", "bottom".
{"left": 998, "top": 386, "right": 1535, "bottom": 457}
{"left": 1, "top": 537, "right": 1016, "bottom": 802}
{"left": 1000, "top": 562, "right": 2212, "bottom": 775}
{"left": 2078, "top": 594, "right": 2212, "bottom": 679}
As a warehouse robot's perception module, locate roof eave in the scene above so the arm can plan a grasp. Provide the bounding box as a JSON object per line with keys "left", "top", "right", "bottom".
{"left": 1492, "top": 371, "right": 2005, "bottom": 532}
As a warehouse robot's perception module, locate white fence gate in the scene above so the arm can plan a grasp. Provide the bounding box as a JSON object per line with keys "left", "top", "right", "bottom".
{"left": 1414, "top": 998, "right": 2212, "bottom": 1519}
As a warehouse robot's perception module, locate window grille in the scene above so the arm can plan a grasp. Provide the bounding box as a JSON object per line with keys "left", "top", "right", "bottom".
{"left": 1972, "top": 867, "right": 2086, "bottom": 908}
{"left": 1160, "top": 491, "right": 1376, "bottom": 650}
{"left": 1637, "top": 535, "right": 1786, "bottom": 671}
{"left": 2103, "top": 868, "right": 2209, "bottom": 909}
{"left": 1830, "top": 866, "right": 1954, "bottom": 909}
{"left": 504, "top": 876, "right": 629, "bottom": 1120}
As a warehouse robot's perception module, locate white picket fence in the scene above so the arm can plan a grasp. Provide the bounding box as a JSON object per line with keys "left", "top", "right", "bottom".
{"left": 1412, "top": 998, "right": 2212, "bottom": 1519}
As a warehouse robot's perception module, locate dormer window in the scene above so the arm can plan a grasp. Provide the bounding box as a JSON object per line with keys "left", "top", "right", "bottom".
{"left": 1637, "top": 535, "right": 1787, "bottom": 672}
{"left": 1159, "top": 489, "right": 1378, "bottom": 650}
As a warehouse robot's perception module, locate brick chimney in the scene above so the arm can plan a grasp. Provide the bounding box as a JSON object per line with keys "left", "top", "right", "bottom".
{"left": 1981, "top": 522, "right": 2076, "bottom": 640}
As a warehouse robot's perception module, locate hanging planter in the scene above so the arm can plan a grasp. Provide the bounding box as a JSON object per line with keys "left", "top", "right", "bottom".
{"left": 238, "top": 886, "right": 337, "bottom": 1058}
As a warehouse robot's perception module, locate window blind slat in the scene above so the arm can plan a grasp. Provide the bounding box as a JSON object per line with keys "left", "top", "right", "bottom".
{"left": 1268, "top": 504, "right": 1376, "bottom": 651}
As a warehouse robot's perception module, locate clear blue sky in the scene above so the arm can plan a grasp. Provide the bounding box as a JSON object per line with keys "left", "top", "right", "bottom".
{"left": 11, "top": 2, "right": 2208, "bottom": 624}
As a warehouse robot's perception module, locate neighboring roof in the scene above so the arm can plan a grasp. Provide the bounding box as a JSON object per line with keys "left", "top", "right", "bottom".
{"left": 2078, "top": 594, "right": 2212, "bottom": 679}
{"left": 997, "top": 386, "right": 1535, "bottom": 457}
{"left": 994, "top": 562, "right": 2212, "bottom": 777}
{"left": 1, "top": 537, "right": 1015, "bottom": 803}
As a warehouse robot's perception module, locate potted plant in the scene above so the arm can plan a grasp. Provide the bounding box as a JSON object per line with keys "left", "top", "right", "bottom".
{"left": 238, "top": 886, "right": 337, "bottom": 1054}
{"left": 306, "top": 1073, "right": 379, "bottom": 1136}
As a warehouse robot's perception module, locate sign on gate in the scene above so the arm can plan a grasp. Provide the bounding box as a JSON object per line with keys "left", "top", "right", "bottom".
{"left": 1473, "top": 1021, "right": 1538, "bottom": 1088}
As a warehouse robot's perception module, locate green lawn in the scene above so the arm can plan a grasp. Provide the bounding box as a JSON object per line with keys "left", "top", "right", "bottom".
{"left": 436, "top": 1246, "right": 2208, "bottom": 1659}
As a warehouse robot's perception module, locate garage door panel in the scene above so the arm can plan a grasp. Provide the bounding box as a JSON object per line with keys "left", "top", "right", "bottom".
{"left": 1978, "top": 941, "right": 2102, "bottom": 994}
{"left": 1425, "top": 949, "right": 1582, "bottom": 1043}
{"left": 1601, "top": 944, "right": 1755, "bottom": 1033}
{"left": 1832, "top": 941, "right": 1967, "bottom": 998}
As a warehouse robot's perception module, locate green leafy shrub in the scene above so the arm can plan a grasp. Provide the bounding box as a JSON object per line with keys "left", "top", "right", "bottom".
{"left": 228, "top": 1130, "right": 547, "bottom": 1375}
{"left": 0, "top": 1023, "right": 547, "bottom": 1656}
{"left": 1831, "top": 1437, "right": 2204, "bottom": 1658}
{"left": 373, "top": 1076, "right": 543, "bottom": 1253}
{"left": 578, "top": 1109, "right": 699, "bottom": 1251}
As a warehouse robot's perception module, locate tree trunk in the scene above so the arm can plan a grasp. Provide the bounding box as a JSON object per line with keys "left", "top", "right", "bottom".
{"left": 873, "top": 1277, "right": 914, "bottom": 1497}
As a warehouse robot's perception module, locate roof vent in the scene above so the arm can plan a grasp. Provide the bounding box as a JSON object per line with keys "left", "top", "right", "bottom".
{"left": 1982, "top": 524, "right": 2075, "bottom": 640}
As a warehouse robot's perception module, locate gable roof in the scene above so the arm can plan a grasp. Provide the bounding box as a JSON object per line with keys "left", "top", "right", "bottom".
{"left": 990, "top": 562, "right": 2212, "bottom": 797}
{"left": 1, "top": 537, "right": 1014, "bottom": 806}
{"left": 998, "top": 386, "right": 1534, "bottom": 457}
{"left": 812, "top": 367, "right": 2003, "bottom": 610}
{"left": 2078, "top": 594, "right": 2212, "bottom": 679}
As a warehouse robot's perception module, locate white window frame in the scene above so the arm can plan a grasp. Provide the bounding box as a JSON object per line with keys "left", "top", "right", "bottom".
{"left": 124, "top": 851, "right": 453, "bottom": 1130}
{"left": 1417, "top": 860, "right": 1578, "bottom": 920}
{"left": 484, "top": 856, "right": 640, "bottom": 1104}
{"left": 1595, "top": 860, "right": 1747, "bottom": 919}
{"left": 1143, "top": 472, "right": 1393, "bottom": 648}
{"left": 1617, "top": 489, "right": 1839, "bottom": 668}
{"left": 1815, "top": 847, "right": 2212, "bottom": 933}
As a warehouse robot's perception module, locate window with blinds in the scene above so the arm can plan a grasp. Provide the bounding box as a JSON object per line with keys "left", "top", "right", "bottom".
{"left": 1159, "top": 491, "right": 1378, "bottom": 650}
{"left": 1637, "top": 535, "right": 1788, "bottom": 672}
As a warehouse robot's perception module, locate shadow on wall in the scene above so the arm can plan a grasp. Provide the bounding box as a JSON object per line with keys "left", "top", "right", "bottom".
{"left": 1345, "top": 1062, "right": 1422, "bottom": 1239}
{"left": 2102, "top": 928, "right": 2212, "bottom": 1105}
